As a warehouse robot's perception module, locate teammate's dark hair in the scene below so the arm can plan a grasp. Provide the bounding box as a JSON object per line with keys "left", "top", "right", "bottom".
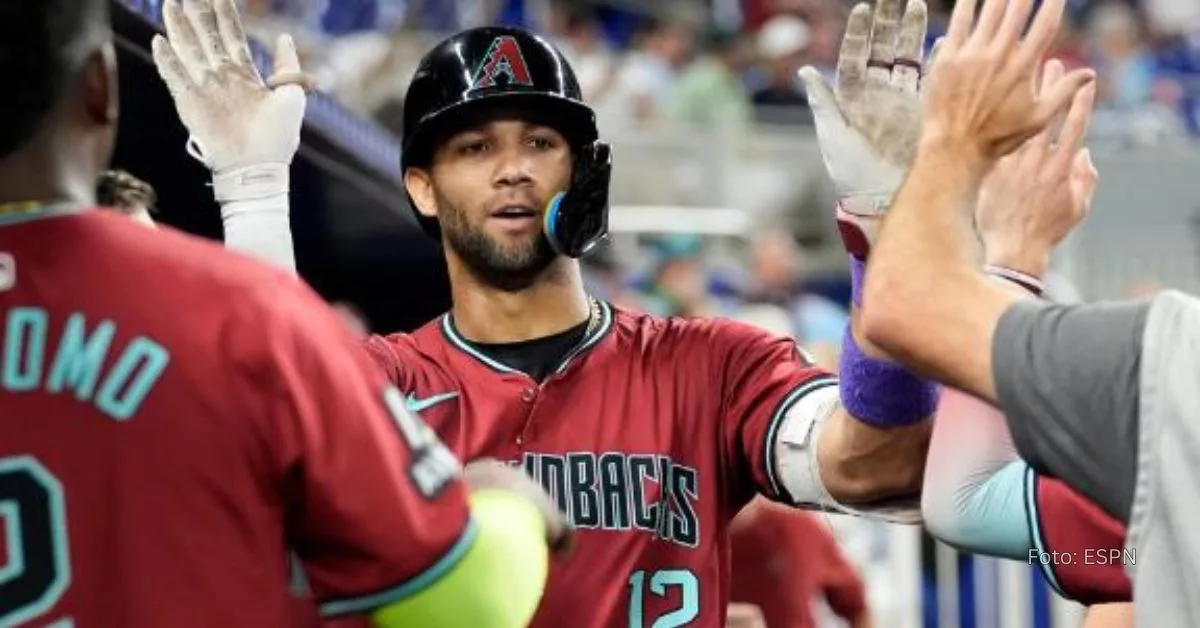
{"left": 97, "top": 170, "right": 158, "bottom": 216}
{"left": 0, "top": 0, "right": 107, "bottom": 159}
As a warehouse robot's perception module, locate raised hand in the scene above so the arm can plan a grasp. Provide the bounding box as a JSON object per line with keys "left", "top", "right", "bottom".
{"left": 976, "top": 59, "right": 1098, "bottom": 279}
{"left": 920, "top": 0, "right": 1096, "bottom": 164}
{"left": 799, "top": 0, "right": 928, "bottom": 259}
{"left": 152, "top": 0, "right": 310, "bottom": 202}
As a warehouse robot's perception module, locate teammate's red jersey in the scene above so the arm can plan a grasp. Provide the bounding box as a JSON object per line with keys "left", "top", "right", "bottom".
{"left": 729, "top": 499, "right": 867, "bottom": 628}
{"left": 1027, "top": 469, "right": 1132, "bottom": 604}
{"left": 0, "top": 209, "right": 469, "bottom": 627}
{"left": 364, "top": 300, "right": 838, "bottom": 627}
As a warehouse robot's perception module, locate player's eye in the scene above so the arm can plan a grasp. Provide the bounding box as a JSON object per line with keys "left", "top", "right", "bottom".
{"left": 526, "top": 135, "right": 558, "bottom": 151}
{"left": 457, "top": 139, "right": 489, "bottom": 156}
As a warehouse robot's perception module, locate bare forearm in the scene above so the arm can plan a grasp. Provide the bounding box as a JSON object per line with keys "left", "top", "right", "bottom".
{"left": 818, "top": 405, "right": 931, "bottom": 502}
{"left": 862, "top": 140, "right": 1015, "bottom": 401}
{"left": 1082, "top": 603, "right": 1134, "bottom": 628}
{"left": 869, "top": 137, "right": 985, "bottom": 304}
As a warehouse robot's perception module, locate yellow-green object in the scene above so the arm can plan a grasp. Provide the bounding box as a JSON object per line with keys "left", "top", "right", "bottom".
{"left": 371, "top": 489, "right": 550, "bottom": 628}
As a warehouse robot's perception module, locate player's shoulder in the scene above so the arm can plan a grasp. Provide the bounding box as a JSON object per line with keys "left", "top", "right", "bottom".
{"left": 365, "top": 315, "right": 444, "bottom": 358}
{"left": 88, "top": 212, "right": 302, "bottom": 299}
{"left": 361, "top": 315, "right": 454, "bottom": 386}
{"left": 610, "top": 304, "right": 795, "bottom": 353}
{"left": 91, "top": 213, "right": 333, "bottom": 331}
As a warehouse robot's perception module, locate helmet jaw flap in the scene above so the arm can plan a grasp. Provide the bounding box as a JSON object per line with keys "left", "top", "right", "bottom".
{"left": 544, "top": 141, "right": 611, "bottom": 258}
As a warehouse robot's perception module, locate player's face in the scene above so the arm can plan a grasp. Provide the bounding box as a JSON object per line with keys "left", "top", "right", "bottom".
{"left": 411, "top": 118, "right": 572, "bottom": 291}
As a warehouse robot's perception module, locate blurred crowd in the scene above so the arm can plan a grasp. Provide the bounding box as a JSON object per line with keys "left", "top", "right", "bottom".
{"left": 236, "top": 0, "right": 1200, "bottom": 142}
{"left": 580, "top": 232, "right": 850, "bottom": 372}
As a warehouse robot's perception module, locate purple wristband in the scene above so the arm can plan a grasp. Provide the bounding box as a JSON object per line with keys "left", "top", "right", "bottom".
{"left": 850, "top": 256, "right": 866, "bottom": 308}
{"left": 838, "top": 325, "right": 939, "bottom": 427}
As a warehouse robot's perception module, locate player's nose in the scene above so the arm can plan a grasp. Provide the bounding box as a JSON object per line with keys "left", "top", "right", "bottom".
{"left": 491, "top": 145, "right": 535, "bottom": 188}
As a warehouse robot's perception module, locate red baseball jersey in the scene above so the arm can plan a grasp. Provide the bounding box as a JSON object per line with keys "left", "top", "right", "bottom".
{"left": 364, "top": 300, "right": 838, "bottom": 627}
{"left": 729, "top": 499, "right": 866, "bottom": 628}
{"left": 0, "top": 209, "right": 469, "bottom": 627}
{"left": 1026, "top": 468, "right": 1132, "bottom": 604}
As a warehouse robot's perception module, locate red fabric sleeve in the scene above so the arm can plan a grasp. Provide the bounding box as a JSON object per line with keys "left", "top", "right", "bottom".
{"left": 712, "top": 319, "right": 838, "bottom": 503}
{"left": 229, "top": 281, "right": 472, "bottom": 617}
{"left": 1030, "top": 473, "right": 1132, "bottom": 604}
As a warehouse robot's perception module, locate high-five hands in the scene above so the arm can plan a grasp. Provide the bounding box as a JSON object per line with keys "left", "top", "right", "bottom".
{"left": 801, "top": 0, "right": 928, "bottom": 258}
{"left": 920, "top": 0, "right": 1096, "bottom": 164}
{"left": 153, "top": 0, "right": 310, "bottom": 202}
{"left": 976, "top": 60, "right": 1098, "bottom": 279}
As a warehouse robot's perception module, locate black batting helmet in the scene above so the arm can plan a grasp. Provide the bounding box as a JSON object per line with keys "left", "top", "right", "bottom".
{"left": 400, "top": 26, "right": 611, "bottom": 258}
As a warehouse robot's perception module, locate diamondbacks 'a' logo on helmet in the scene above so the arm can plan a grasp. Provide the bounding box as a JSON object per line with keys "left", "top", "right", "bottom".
{"left": 471, "top": 36, "right": 533, "bottom": 90}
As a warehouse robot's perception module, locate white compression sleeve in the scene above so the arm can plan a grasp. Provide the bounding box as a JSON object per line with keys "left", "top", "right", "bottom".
{"left": 220, "top": 193, "right": 298, "bottom": 274}
{"left": 774, "top": 386, "right": 921, "bottom": 524}
{"left": 921, "top": 388, "right": 1032, "bottom": 559}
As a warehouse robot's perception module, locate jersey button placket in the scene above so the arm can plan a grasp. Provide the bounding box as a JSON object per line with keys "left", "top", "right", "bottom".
{"left": 516, "top": 386, "right": 537, "bottom": 446}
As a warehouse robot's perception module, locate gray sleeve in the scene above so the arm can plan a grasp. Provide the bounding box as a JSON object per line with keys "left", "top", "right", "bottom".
{"left": 991, "top": 298, "right": 1152, "bottom": 522}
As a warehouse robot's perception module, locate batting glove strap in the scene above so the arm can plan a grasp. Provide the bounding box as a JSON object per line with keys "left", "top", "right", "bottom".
{"left": 836, "top": 202, "right": 887, "bottom": 260}
{"left": 212, "top": 163, "right": 291, "bottom": 203}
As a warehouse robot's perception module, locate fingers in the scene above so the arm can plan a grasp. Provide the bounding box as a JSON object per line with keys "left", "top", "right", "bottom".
{"left": 1015, "top": 0, "right": 1067, "bottom": 72}
{"left": 152, "top": 34, "right": 196, "bottom": 97}
{"left": 944, "top": 0, "right": 978, "bottom": 48}
{"left": 267, "top": 72, "right": 315, "bottom": 92}
{"left": 1049, "top": 79, "right": 1096, "bottom": 174}
{"left": 1039, "top": 58, "right": 1066, "bottom": 96}
{"left": 1034, "top": 67, "right": 1095, "bottom": 131}
{"left": 994, "top": 0, "right": 1035, "bottom": 52}
{"left": 182, "top": 0, "right": 232, "bottom": 69}
{"left": 927, "top": 36, "right": 945, "bottom": 66}
{"left": 162, "top": 0, "right": 208, "bottom": 82}
{"left": 867, "top": 0, "right": 904, "bottom": 82}
{"left": 214, "top": 0, "right": 257, "bottom": 75}
{"left": 1027, "top": 59, "right": 1065, "bottom": 155}
{"left": 799, "top": 65, "right": 844, "bottom": 124}
{"left": 1072, "top": 147, "right": 1099, "bottom": 207}
{"left": 972, "top": 0, "right": 1010, "bottom": 44}
{"left": 892, "top": 0, "right": 927, "bottom": 93}
{"left": 271, "top": 34, "right": 303, "bottom": 77}
{"left": 837, "top": 4, "right": 872, "bottom": 100}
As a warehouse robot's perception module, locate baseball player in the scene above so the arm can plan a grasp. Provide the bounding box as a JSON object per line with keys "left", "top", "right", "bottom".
{"left": 0, "top": 0, "right": 565, "bottom": 625}
{"left": 154, "top": 0, "right": 948, "bottom": 625}
{"left": 862, "top": 0, "right": 1200, "bottom": 623}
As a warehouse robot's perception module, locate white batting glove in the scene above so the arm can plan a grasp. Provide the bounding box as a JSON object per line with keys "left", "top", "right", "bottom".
{"left": 798, "top": 0, "right": 928, "bottom": 259}
{"left": 152, "top": 0, "right": 309, "bottom": 203}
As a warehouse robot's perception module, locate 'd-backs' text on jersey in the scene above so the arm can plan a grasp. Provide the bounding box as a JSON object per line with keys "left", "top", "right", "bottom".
{"left": 366, "top": 300, "right": 837, "bottom": 628}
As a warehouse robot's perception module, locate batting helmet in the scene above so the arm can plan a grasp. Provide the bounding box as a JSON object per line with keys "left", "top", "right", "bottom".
{"left": 401, "top": 26, "right": 612, "bottom": 259}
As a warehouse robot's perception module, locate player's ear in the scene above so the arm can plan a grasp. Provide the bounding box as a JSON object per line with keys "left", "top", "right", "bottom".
{"left": 403, "top": 168, "right": 439, "bottom": 220}
{"left": 81, "top": 43, "right": 118, "bottom": 127}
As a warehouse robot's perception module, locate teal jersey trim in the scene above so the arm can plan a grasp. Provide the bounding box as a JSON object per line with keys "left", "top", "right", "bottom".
{"left": 318, "top": 518, "right": 479, "bottom": 617}
{"left": 440, "top": 299, "right": 614, "bottom": 377}
{"left": 0, "top": 203, "right": 90, "bottom": 227}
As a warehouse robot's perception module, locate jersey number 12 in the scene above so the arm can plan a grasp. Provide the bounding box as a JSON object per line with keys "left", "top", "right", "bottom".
{"left": 628, "top": 568, "right": 699, "bottom": 627}
{"left": 0, "top": 455, "right": 71, "bottom": 626}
